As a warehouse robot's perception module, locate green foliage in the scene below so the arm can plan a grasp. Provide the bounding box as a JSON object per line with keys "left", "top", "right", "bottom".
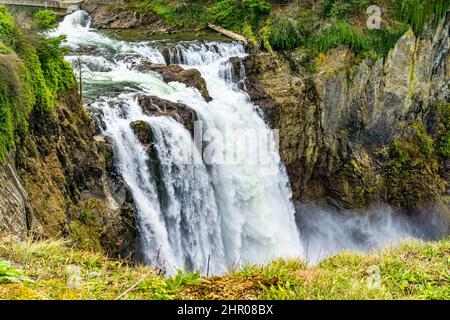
{"left": 316, "top": 20, "right": 366, "bottom": 53}
{"left": 120, "top": 0, "right": 271, "bottom": 30}
{"left": 322, "top": 0, "right": 370, "bottom": 18}
{"left": 313, "top": 19, "right": 408, "bottom": 58}
{"left": 268, "top": 16, "right": 303, "bottom": 50}
{"left": 393, "top": 0, "right": 450, "bottom": 34}
{"left": 0, "top": 7, "right": 76, "bottom": 161}
{"left": 0, "top": 57, "right": 34, "bottom": 161}
{"left": 259, "top": 23, "right": 273, "bottom": 54}
{"left": 242, "top": 21, "right": 258, "bottom": 46}
{"left": 32, "top": 10, "right": 58, "bottom": 31}
{"left": 0, "top": 260, "right": 29, "bottom": 284}
{"left": 263, "top": 1, "right": 408, "bottom": 57}
{"left": 0, "top": 6, "right": 14, "bottom": 43}
{"left": 438, "top": 132, "right": 450, "bottom": 158}
{"left": 207, "top": 0, "right": 271, "bottom": 29}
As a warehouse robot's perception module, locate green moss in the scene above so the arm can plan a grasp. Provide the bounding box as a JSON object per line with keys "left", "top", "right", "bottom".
{"left": 385, "top": 124, "right": 444, "bottom": 208}
{"left": 69, "top": 221, "right": 103, "bottom": 252}
{"left": 412, "top": 124, "right": 434, "bottom": 157}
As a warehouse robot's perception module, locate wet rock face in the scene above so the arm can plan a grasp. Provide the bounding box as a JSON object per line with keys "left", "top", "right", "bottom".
{"left": 139, "top": 62, "right": 212, "bottom": 102}
{"left": 137, "top": 95, "right": 196, "bottom": 133}
{"left": 244, "top": 14, "right": 450, "bottom": 211}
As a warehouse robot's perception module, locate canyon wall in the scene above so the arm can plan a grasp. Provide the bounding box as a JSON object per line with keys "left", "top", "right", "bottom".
{"left": 243, "top": 13, "right": 449, "bottom": 219}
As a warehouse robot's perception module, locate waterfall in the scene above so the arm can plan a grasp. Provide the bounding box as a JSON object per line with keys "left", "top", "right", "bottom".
{"left": 53, "top": 11, "right": 303, "bottom": 274}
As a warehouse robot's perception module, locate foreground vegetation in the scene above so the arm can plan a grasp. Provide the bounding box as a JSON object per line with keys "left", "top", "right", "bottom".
{"left": 1, "top": 235, "right": 448, "bottom": 299}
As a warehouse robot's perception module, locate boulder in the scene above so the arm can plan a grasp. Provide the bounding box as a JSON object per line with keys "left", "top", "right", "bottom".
{"left": 139, "top": 62, "right": 212, "bottom": 102}
{"left": 130, "top": 121, "right": 153, "bottom": 148}
{"left": 137, "top": 95, "right": 196, "bottom": 133}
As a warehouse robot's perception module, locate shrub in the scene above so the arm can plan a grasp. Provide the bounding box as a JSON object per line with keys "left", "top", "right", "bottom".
{"left": 33, "top": 9, "right": 58, "bottom": 31}
{"left": 207, "top": 0, "right": 271, "bottom": 30}
{"left": 322, "top": 0, "right": 370, "bottom": 18}
{"left": 268, "top": 16, "right": 303, "bottom": 50}
{"left": 315, "top": 20, "right": 367, "bottom": 53}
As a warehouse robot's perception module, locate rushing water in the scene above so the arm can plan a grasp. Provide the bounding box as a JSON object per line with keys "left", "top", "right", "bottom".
{"left": 52, "top": 11, "right": 302, "bottom": 274}
{"left": 50, "top": 11, "right": 435, "bottom": 274}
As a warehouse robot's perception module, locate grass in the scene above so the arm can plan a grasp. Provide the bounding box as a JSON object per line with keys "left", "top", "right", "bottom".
{"left": 0, "top": 235, "right": 448, "bottom": 300}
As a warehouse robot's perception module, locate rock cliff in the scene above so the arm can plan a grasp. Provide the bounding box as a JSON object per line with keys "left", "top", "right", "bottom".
{"left": 1, "top": 89, "right": 137, "bottom": 258}
{"left": 243, "top": 12, "right": 449, "bottom": 216}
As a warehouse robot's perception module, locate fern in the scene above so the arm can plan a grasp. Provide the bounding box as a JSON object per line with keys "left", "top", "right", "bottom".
{"left": 394, "top": 0, "right": 450, "bottom": 34}
{"left": 259, "top": 24, "right": 274, "bottom": 54}
{"left": 242, "top": 21, "right": 258, "bottom": 46}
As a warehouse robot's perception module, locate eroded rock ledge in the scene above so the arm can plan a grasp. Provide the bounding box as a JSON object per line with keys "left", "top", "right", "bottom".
{"left": 139, "top": 62, "right": 212, "bottom": 102}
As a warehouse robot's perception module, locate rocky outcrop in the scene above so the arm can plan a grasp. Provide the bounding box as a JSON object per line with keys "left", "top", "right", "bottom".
{"left": 130, "top": 121, "right": 153, "bottom": 148}
{"left": 81, "top": 3, "right": 175, "bottom": 33}
{"left": 0, "top": 156, "right": 40, "bottom": 239}
{"left": 137, "top": 95, "right": 196, "bottom": 132}
{"left": 139, "top": 62, "right": 212, "bottom": 102}
{"left": 243, "top": 13, "right": 450, "bottom": 212}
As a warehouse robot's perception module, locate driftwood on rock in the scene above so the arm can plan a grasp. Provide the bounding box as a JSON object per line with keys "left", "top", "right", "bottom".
{"left": 208, "top": 23, "right": 248, "bottom": 46}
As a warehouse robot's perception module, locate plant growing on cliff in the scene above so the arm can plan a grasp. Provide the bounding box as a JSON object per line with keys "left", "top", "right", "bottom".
{"left": 242, "top": 21, "right": 258, "bottom": 46}
{"left": 207, "top": 0, "right": 271, "bottom": 29}
{"left": 259, "top": 23, "right": 273, "bottom": 54}
{"left": 0, "top": 6, "right": 76, "bottom": 161}
{"left": 393, "top": 0, "right": 450, "bottom": 34}
{"left": 435, "top": 102, "right": 450, "bottom": 159}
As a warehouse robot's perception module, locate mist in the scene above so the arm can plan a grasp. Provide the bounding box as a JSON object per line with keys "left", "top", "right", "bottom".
{"left": 295, "top": 202, "right": 449, "bottom": 264}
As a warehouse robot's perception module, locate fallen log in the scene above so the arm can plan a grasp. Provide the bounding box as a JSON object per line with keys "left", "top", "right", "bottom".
{"left": 208, "top": 23, "right": 248, "bottom": 46}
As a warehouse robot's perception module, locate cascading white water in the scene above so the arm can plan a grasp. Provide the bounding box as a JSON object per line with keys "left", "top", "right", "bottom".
{"left": 52, "top": 11, "right": 303, "bottom": 274}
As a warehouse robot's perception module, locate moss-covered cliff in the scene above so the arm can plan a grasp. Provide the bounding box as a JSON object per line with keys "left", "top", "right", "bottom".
{"left": 0, "top": 7, "right": 136, "bottom": 258}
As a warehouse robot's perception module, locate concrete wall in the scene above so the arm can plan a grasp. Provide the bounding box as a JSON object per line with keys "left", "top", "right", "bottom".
{"left": 0, "top": 0, "right": 63, "bottom": 8}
